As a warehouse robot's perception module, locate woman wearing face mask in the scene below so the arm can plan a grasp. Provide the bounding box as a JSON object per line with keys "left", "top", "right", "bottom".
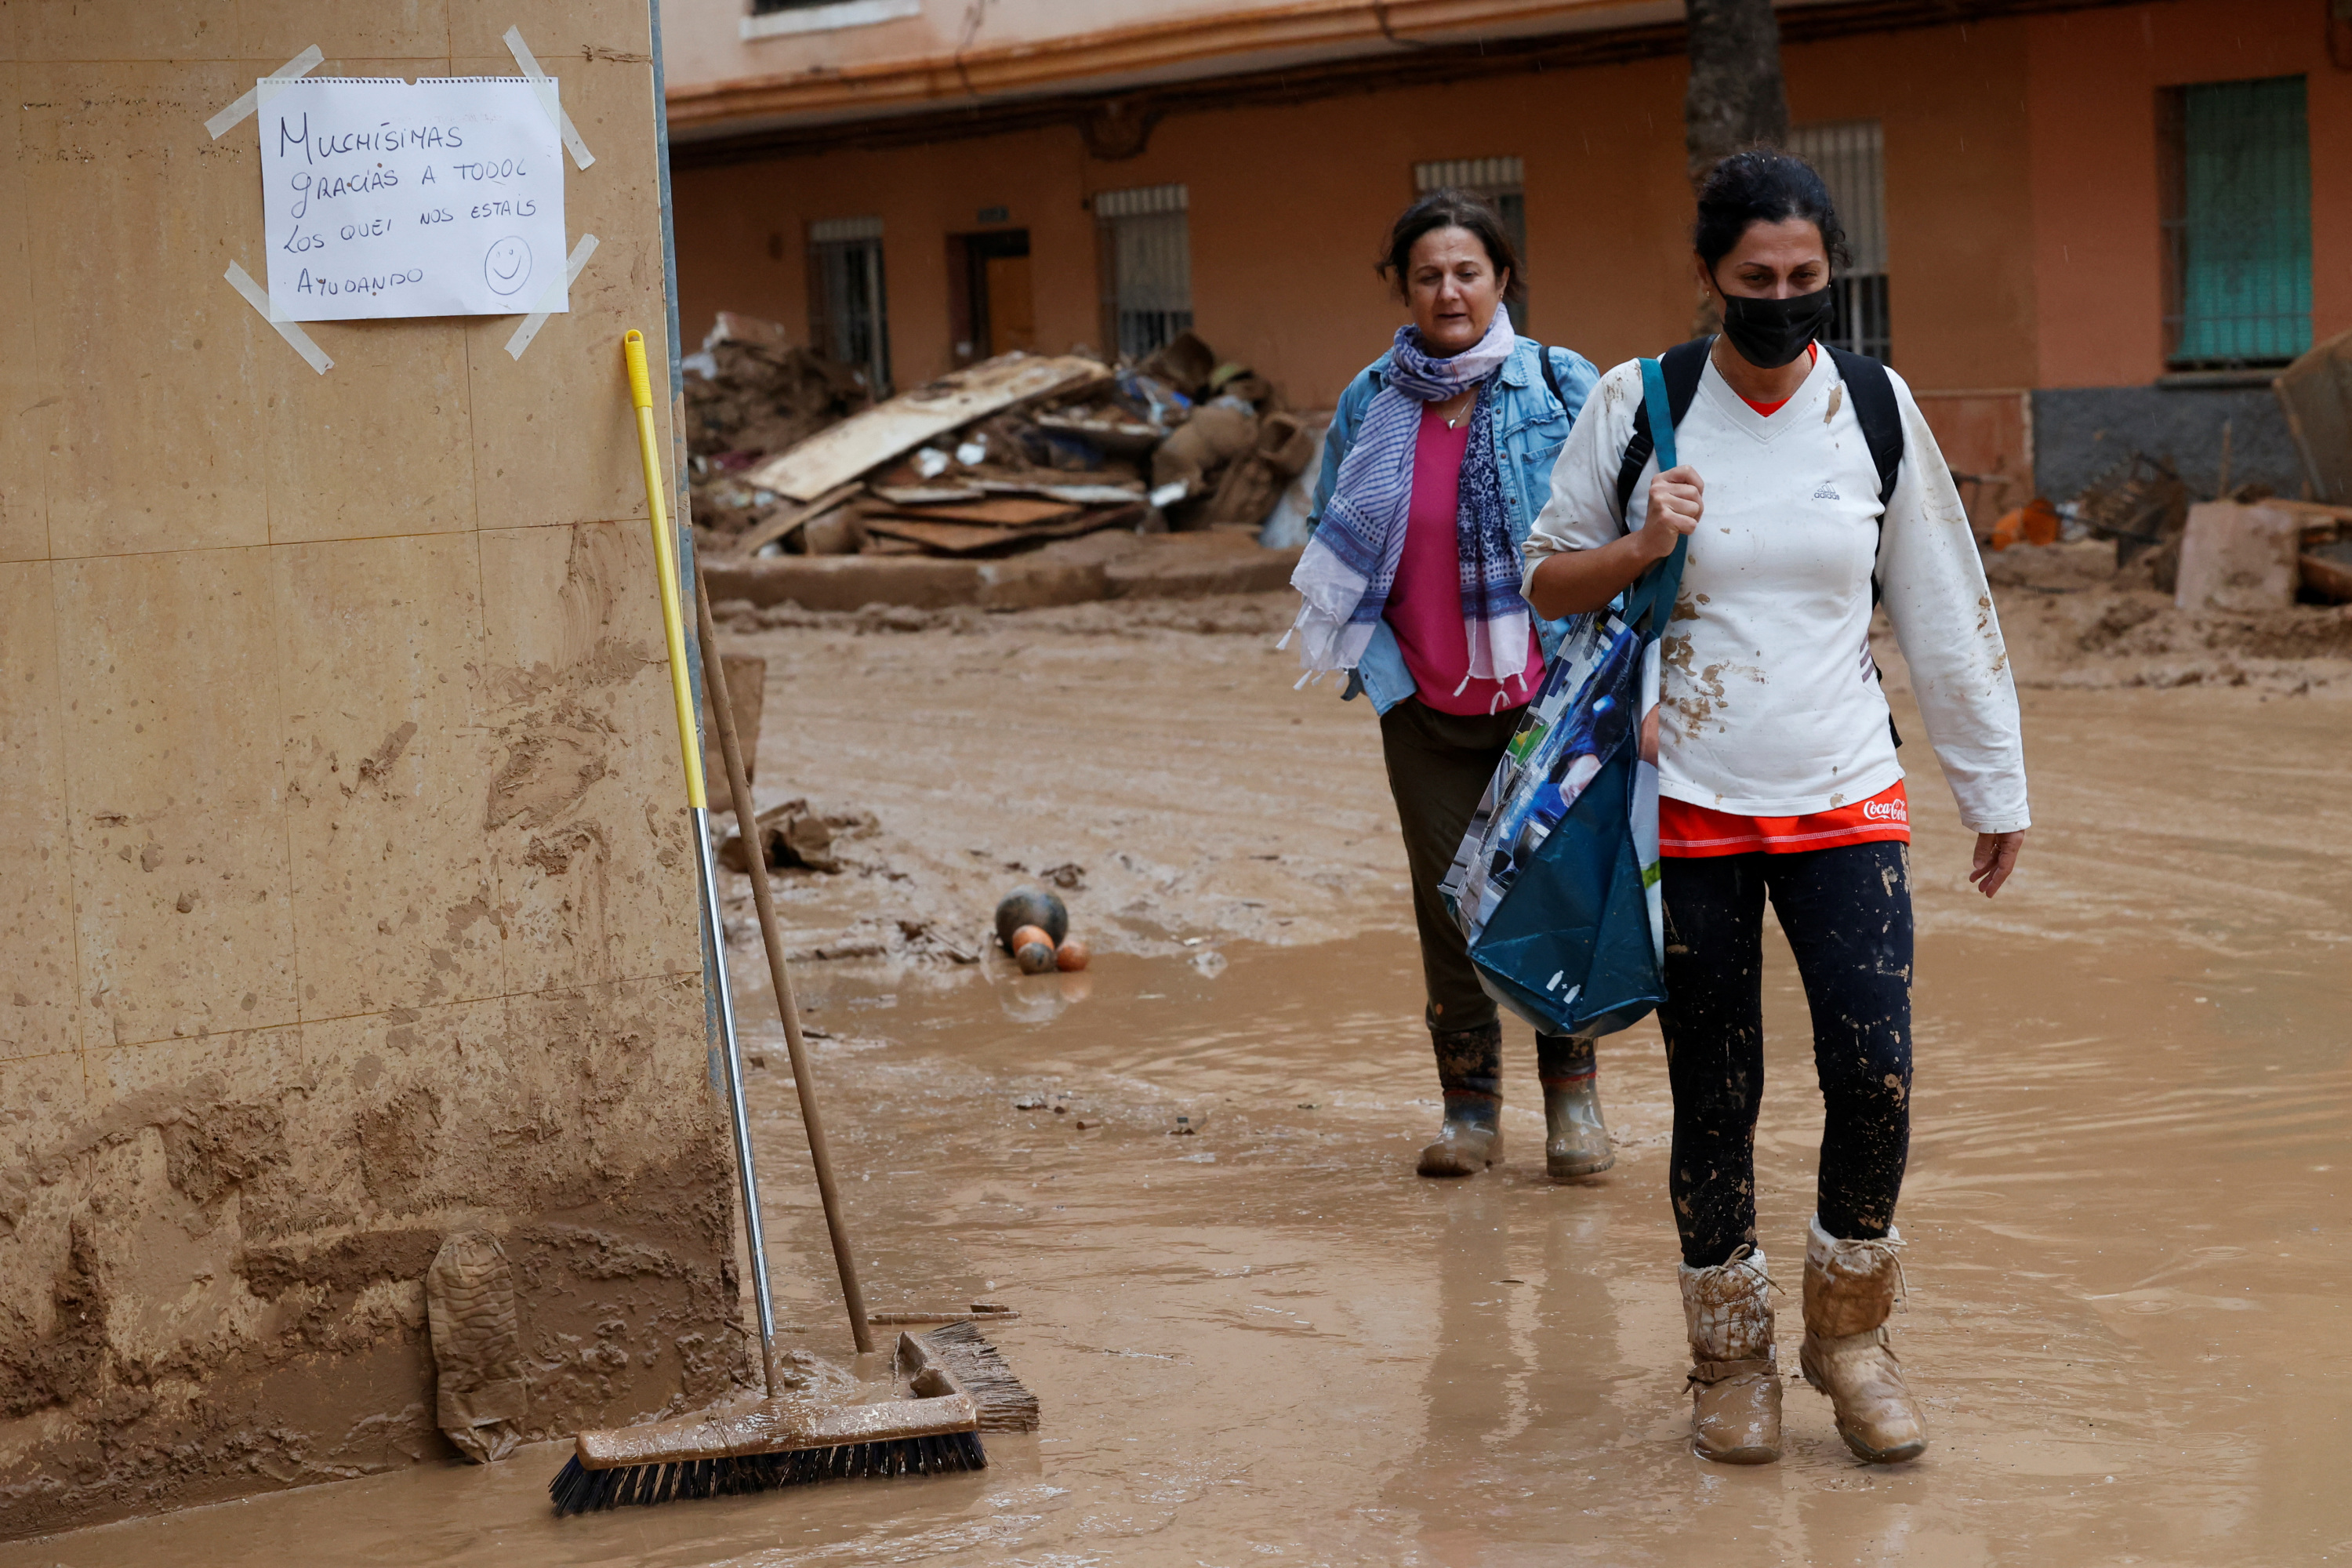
{"left": 1522, "top": 152, "right": 2028, "bottom": 1467}
{"left": 1289, "top": 190, "right": 1606, "bottom": 1181}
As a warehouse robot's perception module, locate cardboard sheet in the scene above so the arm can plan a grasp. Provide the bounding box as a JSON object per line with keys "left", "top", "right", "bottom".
{"left": 260, "top": 77, "right": 568, "bottom": 321}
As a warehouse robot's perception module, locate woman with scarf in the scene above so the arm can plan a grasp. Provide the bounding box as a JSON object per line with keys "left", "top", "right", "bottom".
{"left": 1522, "top": 151, "right": 2029, "bottom": 1467}
{"left": 1290, "top": 190, "right": 1604, "bottom": 1181}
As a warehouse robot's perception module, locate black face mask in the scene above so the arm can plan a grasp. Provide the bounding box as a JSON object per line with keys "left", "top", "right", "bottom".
{"left": 1718, "top": 285, "right": 1835, "bottom": 369}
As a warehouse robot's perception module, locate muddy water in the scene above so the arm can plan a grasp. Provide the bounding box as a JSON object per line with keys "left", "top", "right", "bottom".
{"left": 9, "top": 902, "right": 2347, "bottom": 1565}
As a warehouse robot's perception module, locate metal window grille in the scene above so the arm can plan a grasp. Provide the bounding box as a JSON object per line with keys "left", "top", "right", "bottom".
{"left": 808, "top": 216, "right": 891, "bottom": 397}
{"left": 1095, "top": 184, "right": 1191, "bottom": 360}
{"left": 1785, "top": 122, "right": 1890, "bottom": 363}
{"left": 2162, "top": 75, "right": 2312, "bottom": 368}
{"left": 1413, "top": 158, "right": 1528, "bottom": 327}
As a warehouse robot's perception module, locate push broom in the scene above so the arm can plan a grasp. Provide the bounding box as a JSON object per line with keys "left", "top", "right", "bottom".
{"left": 550, "top": 332, "right": 1029, "bottom": 1517}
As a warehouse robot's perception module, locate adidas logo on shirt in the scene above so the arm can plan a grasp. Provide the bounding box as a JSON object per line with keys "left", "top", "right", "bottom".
{"left": 1813, "top": 482, "right": 1842, "bottom": 500}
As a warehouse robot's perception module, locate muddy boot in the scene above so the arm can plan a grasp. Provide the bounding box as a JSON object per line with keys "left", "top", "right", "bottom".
{"left": 1798, "top": 1215, "right": 1927, "bottom": 1464}
{"left": 1679, "top": 1247, "right": 1782, "bottom": 1464}
{"left": 1537, "top": 1034, "right": 1613, "bottom": 1179}
{"left": 1417, "top": 1021, "right": 1503, "bottom": 1177}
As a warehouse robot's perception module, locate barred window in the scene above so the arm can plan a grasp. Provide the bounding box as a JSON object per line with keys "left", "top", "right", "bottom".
{"left": 2161, "top": 75, "right": 2311, "bottom": 368}
{"left": 1785, "top": 122, "right": 1889, "bottom": 363}
{"left": 1413, "top": 157, "right": 1527, "bottom": 327}
{"left": 1094, "top": 184, "right": 1191, "bottom": 361}
{"left": 808, "top": 216, "right": 891, "bottom": 397}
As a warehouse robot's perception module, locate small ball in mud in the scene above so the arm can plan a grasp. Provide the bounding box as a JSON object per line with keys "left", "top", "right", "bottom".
{"left": 1010, "top": 923, "right": 1053, "bottom": 953}
{"left": 995, "top": 886, "right": 1069, "bottom": 951}
{"left": 1054, "top": 937, "right": 1090, "bottom": 972}
{"left": 1014, "top": 938, "right": 1058, "bottom": 975}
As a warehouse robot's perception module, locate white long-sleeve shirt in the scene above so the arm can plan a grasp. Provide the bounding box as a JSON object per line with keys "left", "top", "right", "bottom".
{"left": 1523, "top": 351, "right": 2029, "bottom": 834}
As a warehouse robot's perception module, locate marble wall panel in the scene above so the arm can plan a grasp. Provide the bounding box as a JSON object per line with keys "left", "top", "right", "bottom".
{"left": 476, "top": 520, "right": 701, "bottom": 995}
{"left": 0, "top": 564, "right": 78, "bottom": 1060}
{"left": 274, "top": 534, "right": 501, "bottom": 1019}
{"left": 24, "top": 64, "right": 267, "bottom": 558}
{"left": 0, "top": 62, "right": 46, "bottom": 562}
{"left": 56, "top": 550, "right": 295, "bottom": 1049}
{"left": 455, "top": 53, "right": 673, "bottom": 533}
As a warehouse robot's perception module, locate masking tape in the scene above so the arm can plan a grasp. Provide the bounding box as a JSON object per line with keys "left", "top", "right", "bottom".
{"left": 503, "top": 27, "right": 596, "bottom": 171}
{"left": 205, "top": 45, "right": 324, "bottom": 140}
{"left": 504, "top": 234, "right": 599, "bottom": 360}
{"left": 224, "top": 262, "right": 333, "bottom": 376}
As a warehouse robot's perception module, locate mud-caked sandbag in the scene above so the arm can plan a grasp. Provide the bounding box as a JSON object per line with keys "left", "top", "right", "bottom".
{"left": 426, "top": 1230, "right": 528, "bottom": 1464}
{"left": 1151, "top": 398, "right": 1258, "bottom": 497}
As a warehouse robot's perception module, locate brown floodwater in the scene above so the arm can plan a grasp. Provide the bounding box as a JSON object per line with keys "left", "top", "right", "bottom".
{"left": 7, "top": 888, "right": 2347, "bottom": 1564}
{"left": 9, "top": 628, "right": 2349, "bottom": 1563}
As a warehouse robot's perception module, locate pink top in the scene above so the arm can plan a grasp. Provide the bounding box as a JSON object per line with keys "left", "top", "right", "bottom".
{"left": 1384, "top": 409, "right": 1543, "bottom": 716}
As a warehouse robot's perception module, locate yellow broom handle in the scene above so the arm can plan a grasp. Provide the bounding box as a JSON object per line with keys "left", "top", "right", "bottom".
{"left": 623, "top": 329, "right": 706, "bottom": 810}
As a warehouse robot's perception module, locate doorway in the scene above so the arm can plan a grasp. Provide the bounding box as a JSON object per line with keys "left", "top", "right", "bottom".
{"left": 949, "top": 229, "right": 1035, "bottom": 363}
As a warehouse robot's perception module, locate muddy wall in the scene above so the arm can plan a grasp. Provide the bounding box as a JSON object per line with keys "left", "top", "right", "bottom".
{"left": 0, "top": 5, "right": 742, "bottom": 1539}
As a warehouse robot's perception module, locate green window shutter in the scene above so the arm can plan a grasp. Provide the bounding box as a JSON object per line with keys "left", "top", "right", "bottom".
{"left": 2175, "top": 75, "right": 2311, "bottom": 365}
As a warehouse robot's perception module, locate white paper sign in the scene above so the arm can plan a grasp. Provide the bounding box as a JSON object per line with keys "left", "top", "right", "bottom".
{"left": 260, "top": 77, "right": 568, "bottom": 322}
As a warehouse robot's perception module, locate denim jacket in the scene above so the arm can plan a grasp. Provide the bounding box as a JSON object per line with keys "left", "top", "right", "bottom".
{"left": 1308, "top": 336, "right": 1599, "bottom": 713}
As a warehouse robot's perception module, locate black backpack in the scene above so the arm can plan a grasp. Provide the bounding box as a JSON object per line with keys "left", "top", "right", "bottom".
{"left": 1614, "top": 336, "right": 1908, "bottom": 739}
{"left": 1613, "top": 336, "right": 1904, "bottom": 594}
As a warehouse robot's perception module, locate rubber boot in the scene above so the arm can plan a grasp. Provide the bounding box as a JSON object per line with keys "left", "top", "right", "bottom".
{"left": 1537, "top": 1034, "right": 1613, "bottom": 1179}
{"left": 1798, "top": 1215, "right": 1927, "bottom": 1464}
{"left": 1679, "top": 1247, "right": 1782, "bottom": 1464}
{"left": 1417, "top": 1020, "right": 1502, "bottom": 1177}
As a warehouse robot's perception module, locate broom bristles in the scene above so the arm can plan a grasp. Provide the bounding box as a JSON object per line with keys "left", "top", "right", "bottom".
{"left": 916, "top": 1323, "right": 1040, "bottom": 1433}
{"left": 549, "top": 1430, "right": 986, "bottom": 1517}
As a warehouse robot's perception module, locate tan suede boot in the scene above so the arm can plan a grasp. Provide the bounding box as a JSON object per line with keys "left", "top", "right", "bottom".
{"left": 1798, "top": 1215, "right": 1927, "bottom": 1464}
{"left": 1678, "top": 1247, "right": 1781, "bottom": 1464}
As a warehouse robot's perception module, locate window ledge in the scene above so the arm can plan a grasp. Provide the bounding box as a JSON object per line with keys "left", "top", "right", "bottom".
{"left": 2158, "top": 368, "right": 2285, "bottom": 389}
{"left": 742, "top": 0, "right": 920, "bottom": 42}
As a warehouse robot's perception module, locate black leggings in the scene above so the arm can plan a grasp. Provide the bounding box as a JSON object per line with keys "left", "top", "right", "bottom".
{"left": 1657, "top": 840, "right": 1913, "bottom": 1269}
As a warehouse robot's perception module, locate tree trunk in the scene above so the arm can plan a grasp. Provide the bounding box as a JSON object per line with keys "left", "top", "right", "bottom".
{"left": 1684, "top": 0, "right": 1791, "bottom": 187}
{"left": 1683, "top": 0, "right": 1790, "bottom": 331}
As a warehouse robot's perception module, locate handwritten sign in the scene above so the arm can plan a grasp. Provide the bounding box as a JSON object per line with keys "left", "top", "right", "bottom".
{"left": 260, "top": 77, "right": 567, "bottom": 322}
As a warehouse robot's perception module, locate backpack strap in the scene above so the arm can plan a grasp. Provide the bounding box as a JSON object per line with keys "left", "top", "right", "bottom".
{"left": 1613, "top": 336, "right": 1714, "bottom": 519}
{"left": 1536, "top": 343, "right": 1564, "bottom": 411}
{"left": 1820, "top": 344, "right": 1904, "bottom": 508}
{"left": 1818, "top": 344, "right": 1909, "bottom": 749}
{"left": 1618, "top": 358, "right": 1690, "bottom": 640}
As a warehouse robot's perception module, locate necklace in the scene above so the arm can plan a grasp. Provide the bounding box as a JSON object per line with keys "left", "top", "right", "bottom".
{"left": 1440, "top": 394, "right": 1475, "bottom": 429}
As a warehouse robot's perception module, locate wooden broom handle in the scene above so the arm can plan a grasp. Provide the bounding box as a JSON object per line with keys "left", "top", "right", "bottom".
{"left": 692, "top": 572, "right": 875, "bottom": 1355}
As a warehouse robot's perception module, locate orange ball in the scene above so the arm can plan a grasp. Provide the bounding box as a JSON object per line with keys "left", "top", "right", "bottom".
{"left": 1054, "top": 937, "right": 1090, "bottom": 972}
{"left": 1011, "top": 924, "right": 1052, "bottom": 953}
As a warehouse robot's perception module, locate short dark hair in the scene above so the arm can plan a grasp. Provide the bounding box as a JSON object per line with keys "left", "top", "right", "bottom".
{"left": 1693, "top": 151, "right": 1850, "bottom": 275}
{"left": 1377, "top": 189, "right": 1525, "bottom": 313}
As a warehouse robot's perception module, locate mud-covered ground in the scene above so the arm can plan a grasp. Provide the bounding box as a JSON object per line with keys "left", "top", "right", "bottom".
{"left": 5, "top": 571, "right": 2349, "bottom": 1565}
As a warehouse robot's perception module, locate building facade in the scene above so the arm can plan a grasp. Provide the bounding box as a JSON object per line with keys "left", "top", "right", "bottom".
{"left": 663, "top": 0, "right": 2352, "bottom": 503}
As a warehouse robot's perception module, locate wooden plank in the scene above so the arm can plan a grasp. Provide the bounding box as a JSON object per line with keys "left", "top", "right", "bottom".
{"left": 743, "top": 354, "right": 1109, "bottom": 503}
{"left": 2274, "top": 326, "right": 2352, "bottom": 504}
{"left": 860, "top": 517, "right": 1022, "bottom": 555}
{"left": 864, "top": 496, "right": 1080, "bottom": 527}
{"left": 725, "top": 481, "right": 862, "bottom": 558}
{"left": 974, "top": 480, "right": 1146, "bottom": 506}
{"left": 864, "top": 503, "right": 1143, "bottom": 557}
{"left": 872, "top": 485, "right": 987, "bottom": 505}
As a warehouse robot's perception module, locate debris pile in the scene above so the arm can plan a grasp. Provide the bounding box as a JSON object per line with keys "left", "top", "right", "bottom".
{"left": 683, "top": 314, "right": 874, "bottom": 538}
{"left": 688, "top": 324, "right": 1318, "bottom": 563}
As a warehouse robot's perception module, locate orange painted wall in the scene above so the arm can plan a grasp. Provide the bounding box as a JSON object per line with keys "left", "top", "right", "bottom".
{"left": 2026, "top": 0, "right": 2351, "bottom": 387}
{"left": 673, "top": 16, "right": 2042, "bottom": 404}
{"left": 669, "top": 0, "right": 2339, "bottom": 489}
{"left": 673, "top": 126, "right": 1097, "bottom": 383}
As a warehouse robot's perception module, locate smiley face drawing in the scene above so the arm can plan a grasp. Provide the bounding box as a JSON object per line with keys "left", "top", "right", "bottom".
{"left": 483, "top": 237, "right": 532, "bottom": 297}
